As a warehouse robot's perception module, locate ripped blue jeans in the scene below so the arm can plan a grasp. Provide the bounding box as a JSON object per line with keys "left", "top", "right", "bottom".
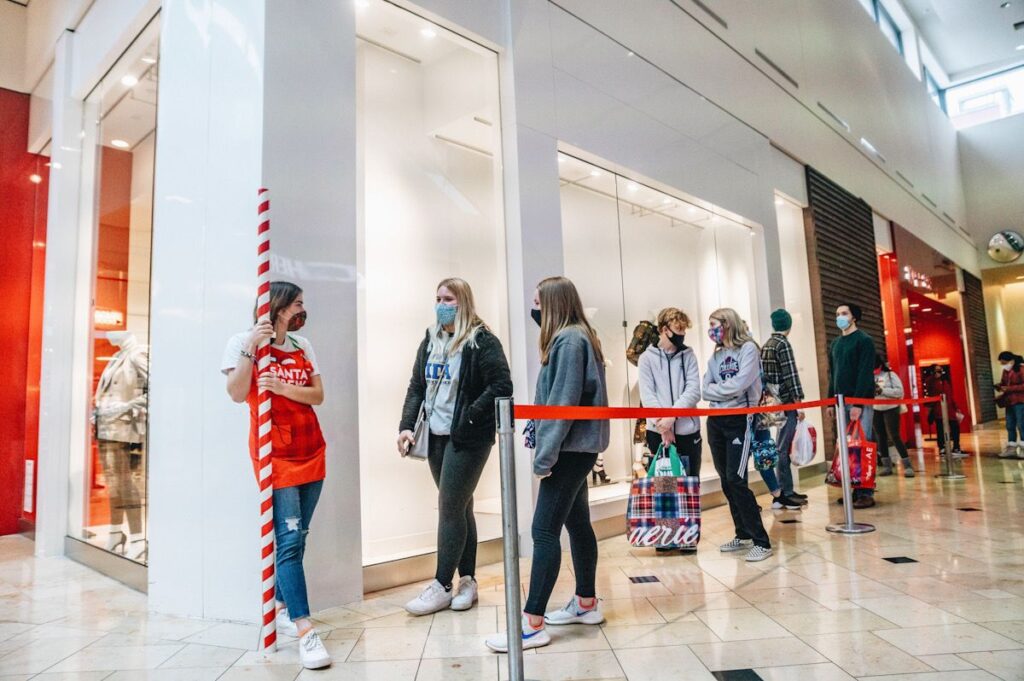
{"left": 273, "top": 479, "right": 323, "bottom": 620}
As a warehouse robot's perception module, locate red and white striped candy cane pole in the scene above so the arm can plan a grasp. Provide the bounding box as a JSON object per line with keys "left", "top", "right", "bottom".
{"left": 256, "top": 187, "right": 276, "bottom": 652}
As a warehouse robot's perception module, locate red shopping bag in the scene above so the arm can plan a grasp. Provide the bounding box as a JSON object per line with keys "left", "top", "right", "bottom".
{"left": 825, "top": 421, "right": 877, "bottom": 490}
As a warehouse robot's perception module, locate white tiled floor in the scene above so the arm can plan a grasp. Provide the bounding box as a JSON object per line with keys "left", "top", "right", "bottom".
{"left": 3, "top": 428, "right": 1024, "bottom": 680}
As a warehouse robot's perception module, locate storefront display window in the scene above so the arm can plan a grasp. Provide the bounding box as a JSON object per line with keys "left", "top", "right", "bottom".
{"left": 356, "top": 0, "right": 508, "bottom": 565}
{"left": 67, "top": 25, "right": 158, "bottom": 565}
{"left": 558, "top": 153, "right": 763, "bottom": 493}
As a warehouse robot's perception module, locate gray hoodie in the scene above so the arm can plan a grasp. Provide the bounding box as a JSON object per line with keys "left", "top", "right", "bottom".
{"left": 702, "top": 341, "right": 763, "bottom": 410}
{"left": 637, "top": 345, "right": 701, "bottom": 435}
{"left": 533, "top": 327, "right": 610, "bottom": 476}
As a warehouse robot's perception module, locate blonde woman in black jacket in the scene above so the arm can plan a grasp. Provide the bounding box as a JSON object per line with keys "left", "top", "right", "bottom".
{"left": 398, "top": 278, "right": 512, "bottom": 616}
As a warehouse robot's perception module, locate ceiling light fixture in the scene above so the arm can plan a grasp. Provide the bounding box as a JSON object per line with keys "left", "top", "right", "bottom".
{"left": 910, "top": 303, "right": 920, "bottom": 308}
{"left": 922, "top": 308, "right": 933, "bottom": 312}
{"left": 121, "top": 75, "right": 138, "bottom": 87}
{"left": 662, "top": 198, "right": 672, "bottom": 205}
{"left": 111, "top": 139, "right": 130, "bottom": 149}
{"left": 626, "top": 51, "right": 634, "bottom": 57}
{"left": 589, "top": 169, "right": 601, "bottom": 177}
{"left": 420, "top": 27, "right": 437, "bottom": 38}
{"left": 627, "top": 182, "right": 638, "bottom": 192}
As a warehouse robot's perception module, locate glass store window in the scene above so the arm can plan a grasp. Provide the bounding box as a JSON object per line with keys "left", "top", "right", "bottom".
{"left": 68, "top": 24, "right": 159, "bottom": 565}
{"left": 356, "top": 0, "right": 508, "bottom": 565}
{"left": 558, "top": 153, "right": 763, "bottom": 496}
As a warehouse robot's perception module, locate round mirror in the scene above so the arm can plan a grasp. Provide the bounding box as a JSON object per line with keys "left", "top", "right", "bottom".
{"left": 988, "top": 230, "right": 1024, "bottom": 264}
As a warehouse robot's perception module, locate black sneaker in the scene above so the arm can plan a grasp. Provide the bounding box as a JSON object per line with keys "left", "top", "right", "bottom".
{"left": 790, "top": 492, "right": 808, "bottom": 500}
{"left": 778, "top": 495, "right": 804, "bottom": 510}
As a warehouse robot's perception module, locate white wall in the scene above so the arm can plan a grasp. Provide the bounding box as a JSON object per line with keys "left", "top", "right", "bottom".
{"left": 0, "top": 3, "right": 27, "bottom": 93}
{"left": 960, "top": 114, "right": 1024, "bottom": 271}
{"left": 147, "top": 0, "right": 266, "bottom": 622}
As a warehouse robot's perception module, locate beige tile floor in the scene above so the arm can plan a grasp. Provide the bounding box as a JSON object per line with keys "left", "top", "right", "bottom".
{"left": 3, "top": 427, "right": 1024, "bottom": 680}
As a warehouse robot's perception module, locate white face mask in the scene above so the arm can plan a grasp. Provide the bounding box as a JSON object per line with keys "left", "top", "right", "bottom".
{"left": 1003, "top": 363, "right": 1014, "bottom": 371}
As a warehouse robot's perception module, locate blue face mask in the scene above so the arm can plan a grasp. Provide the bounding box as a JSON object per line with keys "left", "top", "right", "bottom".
{"left": 436, "top": 303, "right": 457, "bottom": 326}
{"left": 836, "top": 315, "right": 851, "bottom": 331}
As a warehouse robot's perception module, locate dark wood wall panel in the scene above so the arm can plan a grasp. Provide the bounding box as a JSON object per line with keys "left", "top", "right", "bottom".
{"left": 962, "top": 271, "right": 997, "bottom": 422}
{"left": 805, "top": 166, "right": 885, "bottom": 358}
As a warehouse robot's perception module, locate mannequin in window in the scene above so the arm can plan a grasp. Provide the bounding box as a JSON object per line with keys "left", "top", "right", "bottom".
{"left": 93, "top": 330, "right": 149, "bottom": 558}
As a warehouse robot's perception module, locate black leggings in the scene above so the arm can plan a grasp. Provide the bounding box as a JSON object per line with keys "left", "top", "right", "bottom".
{"left": 873, "top": 409, "right": 910, "bottom": 462}
{"left": 524, "top": 452, "right": 598, "bottom": 616}
{"left": 707, "top": 416, "right": 770, "bottom": 549}
{"left": 428, "top": 435, "right": 492, "bottom": 586}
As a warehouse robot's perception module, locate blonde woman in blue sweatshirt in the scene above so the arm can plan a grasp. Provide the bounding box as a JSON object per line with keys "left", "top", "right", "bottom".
{"left": 703, "top": 308, "right": 772, "bottom": 562}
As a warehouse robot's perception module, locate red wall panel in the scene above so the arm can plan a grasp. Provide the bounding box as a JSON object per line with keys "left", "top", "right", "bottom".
{"left": 0, "top": 87, "right": 49, "bottom": 535}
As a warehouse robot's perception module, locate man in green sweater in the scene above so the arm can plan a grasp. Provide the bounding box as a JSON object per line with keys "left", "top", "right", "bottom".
{"left": 827, "top": 303, "right": 878, "bottom": 508}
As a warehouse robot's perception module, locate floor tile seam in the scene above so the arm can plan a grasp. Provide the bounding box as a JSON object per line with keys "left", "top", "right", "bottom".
{"left": 154, "top": 642, "right": 246, "bottom": 670}
{"left": 793, "top": 629, "right": 941, "bottom": 674}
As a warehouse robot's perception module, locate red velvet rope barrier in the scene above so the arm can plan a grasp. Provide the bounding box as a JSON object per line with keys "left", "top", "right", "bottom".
{"left": 513, "top": 396, "right": 941, "bottom": 421}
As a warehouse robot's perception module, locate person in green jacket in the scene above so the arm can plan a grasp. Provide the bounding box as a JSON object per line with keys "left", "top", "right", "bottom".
{"left": 827, "top": 303, "right": 878, "bottom": 508}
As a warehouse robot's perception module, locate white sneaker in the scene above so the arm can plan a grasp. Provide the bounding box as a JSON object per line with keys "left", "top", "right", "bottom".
{"left": 404, "top": 580, "right": 453, "bottom": 616}
{"left": 451, "top": 576, "right": 478, "bottom": 612}
{"left": 276, "top": 608, "right": 299, "bottom": 638}
{"left": 485, "top": 615, "right": 551, "bottom": 652}
{"left": 745, "top": 545, "right": 773, "bottom": 562}
{"left": 298, "top": 629, "right": 331, "bottom": 669}
{"left": 999, "top": 443, "right": 1019, "bottom": 458}
{"left": 544, "top": 596, "right": 604, "bottom": 626}
{"left": 719, "top": 538, "right": 753, "bottom": 553}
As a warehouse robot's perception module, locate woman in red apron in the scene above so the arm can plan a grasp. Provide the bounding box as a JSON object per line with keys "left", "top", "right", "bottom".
{"left": 222, "top": 281, "right": 330, "bottom": 670}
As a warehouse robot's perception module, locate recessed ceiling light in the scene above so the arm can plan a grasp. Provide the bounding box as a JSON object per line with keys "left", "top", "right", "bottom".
{"left": 626, "top": 51, "right": 634, "bottom": 57}
{"left": 589, "top": 169, "right": 601, "bottom": 177}
{"left": 922, "top": 307, "right": 933, "bottom": 312}
{"left": 910, "top": 303, "right": 920, "bottom": 308}
{"left": 29, "top": 174, "right": 42, "bottom": 184}
{"left": 420, "top": 27, "right": 437, "bottom": 38}
{"left": 662, "top": 198, "right": 672, "bottom": 205}
{"left": 121, "top": 75, "right": 138, "bottom": 87}
{"left": 111, "top": 139, "right": 130, "bottom": 149}
{"left": 627, "top": 182, "right": 638, "bottom": 192}
{"left": 141, "top": 56, "right": 157, "bottom": 64}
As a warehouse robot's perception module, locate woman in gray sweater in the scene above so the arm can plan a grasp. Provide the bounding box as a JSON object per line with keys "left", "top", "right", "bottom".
{"left": 702, "top": 307, "right": 772, "bottom": 562}
{"left": 486, "top": 276, "right": 609, "bottom": 653}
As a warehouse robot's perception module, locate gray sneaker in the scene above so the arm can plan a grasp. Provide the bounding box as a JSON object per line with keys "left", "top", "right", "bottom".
{"left": 720, "top": 538, "right": 753, "bottom": 553}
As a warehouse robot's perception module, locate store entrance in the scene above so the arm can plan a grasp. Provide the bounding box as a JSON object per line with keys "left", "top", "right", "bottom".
{"left": 909, "top": 291, "right": 972, "bottom": 442}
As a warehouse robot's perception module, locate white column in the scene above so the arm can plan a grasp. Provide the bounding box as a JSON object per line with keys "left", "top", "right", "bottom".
{"left": 147, "top": 0, "right": 266, "bottom": 621}
{"left": 261, "top": 0, "right": 363, "bottom": 609}
{"left": 35, "top": 31, "right": 84, "bottom": 558}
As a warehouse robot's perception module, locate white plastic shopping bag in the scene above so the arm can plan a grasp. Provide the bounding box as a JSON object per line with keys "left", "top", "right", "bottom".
{"left": 791, "top": 420, "right": 817, "bottom": 466}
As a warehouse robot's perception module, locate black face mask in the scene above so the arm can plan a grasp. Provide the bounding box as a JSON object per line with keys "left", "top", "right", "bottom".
{"left": 669, "top": 332, "right": 686, "bottom": 351}
{"left": 530, "top": 308, "right": 542, "bottom": 327}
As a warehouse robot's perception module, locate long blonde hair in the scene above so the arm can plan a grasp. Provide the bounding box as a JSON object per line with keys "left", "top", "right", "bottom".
{"left": 538, "top": 276, "right": 604, "bottom": 365}
{"left": 431, "top": 277, "right": 486, "bottom": 356}
{"left": 709, "top": 307, "right": 755, "bottom": 349}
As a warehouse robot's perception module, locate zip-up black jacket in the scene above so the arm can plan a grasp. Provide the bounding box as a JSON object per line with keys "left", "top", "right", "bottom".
{"left": 399, "top": 327, "right": 513, "bottom": 448}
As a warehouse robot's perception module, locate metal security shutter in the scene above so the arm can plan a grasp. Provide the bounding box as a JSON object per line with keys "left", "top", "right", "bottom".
{"left": 805, "top": 166, "right": 885, "bottom": 366}
{"left": 962, "top": 271, "right": 997, "bottom": 422}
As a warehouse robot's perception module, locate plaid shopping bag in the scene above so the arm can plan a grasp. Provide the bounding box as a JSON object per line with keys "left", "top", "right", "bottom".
{"left": 626, "top": 446, "right": 701, "bottom": 549}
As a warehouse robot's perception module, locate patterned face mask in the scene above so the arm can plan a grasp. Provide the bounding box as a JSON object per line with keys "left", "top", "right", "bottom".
{"left": 708, "top": 326, "right": 724, "bottom": 344}
{"left": 436, "top": 303, "right": 458, "bottom": 326}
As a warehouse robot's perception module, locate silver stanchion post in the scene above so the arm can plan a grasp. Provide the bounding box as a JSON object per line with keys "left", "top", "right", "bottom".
{"left": 827, "top": 395, "right": 875, "bottom": 534}
{"left": 495, "top": 398, "right": 525, "bottom": 681}
{"left": 935, "top": 394, "right": 966, "bottom": 481}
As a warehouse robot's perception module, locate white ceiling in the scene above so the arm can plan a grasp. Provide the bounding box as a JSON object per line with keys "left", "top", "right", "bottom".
{"left": 903, "top": 0, "right": 1024, "bottom": 82}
